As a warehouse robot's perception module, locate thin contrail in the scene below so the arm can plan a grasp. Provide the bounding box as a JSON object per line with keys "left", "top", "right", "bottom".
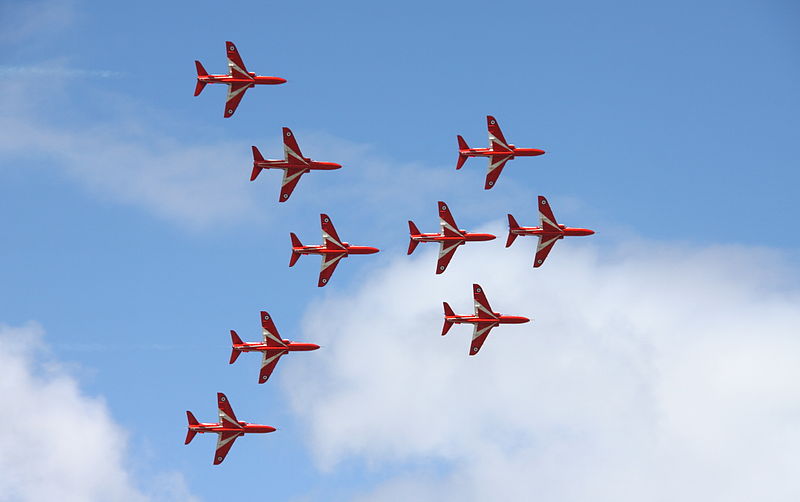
{"left": 0, "top": 65, "right": 122, "bottom": 78}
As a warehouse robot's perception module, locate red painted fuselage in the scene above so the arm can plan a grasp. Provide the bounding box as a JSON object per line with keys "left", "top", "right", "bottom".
{"left": 510, "top": 224, "right": 595, "bottom": 239}
{"left": 410, "top": 231, "right": 496, "bottom": 244}
{"left": 188, "top": 421, "right": 276, "bottom": 435}
{"left": 293, "top": 243, "right": 380, "bottom": 257}
{"left": 445, "top": 314, "right": 530, "bottom": 326}
{"left": 197, "top": 73, "right": 287, "bottom": 87}
{"left": 232, "top": 340, "right": 320, "bottom": 353}
{"left": 458, "top": 146, "right": 546, "bottom": 159}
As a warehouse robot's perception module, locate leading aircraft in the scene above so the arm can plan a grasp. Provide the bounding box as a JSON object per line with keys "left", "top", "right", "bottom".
{"left": 185, "top": 393, "right": 276, "bottom": 465}
{"left": 456, "top": 115, "right": 546, "bottom": 189}
{"left": 407, "top": 201, "right": 496, "bottom": 274}
{"left": 442, "top": 284, "right": 530, "bottom": 355}
{"left": 230, "top": 311, "right": 320, "bottom": 383}
{"left": 194, "top": 41, "right": 286, "bottom": 118}
{"left": 507, "top": 195, "right": 595, "bottom": 267}
{"left": 290, "top": 214, "right": 380, "bottom": 287}
{"left": 251, "top": 127, "right": 342, "bottom": 202}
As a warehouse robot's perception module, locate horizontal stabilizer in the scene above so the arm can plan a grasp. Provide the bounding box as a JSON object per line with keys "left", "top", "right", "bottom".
{"left": 456, "top": 136, "right": 469, "bottom": 170}
{"left": 229, "top": 330, "right": 243, "bottom": 364}
{"left": 194, "top": 81, "right": 207, "bottom": 97}
{"left": 250, "top": 146, "right": 264, "bottom": 181}
{"left": 506, "top": 214, "right": 520, "bottom": 247}
{"left": 289, "top": 233, "right": 302, "bottom": 267}
{"left": 185, "top": 429, "right": 198, "bottom": 445}
{"left": 407, "top": 221, "right": 420, "bottom": 255}
{"left": 442, "top": 302, "right": 455, "bottom": 336}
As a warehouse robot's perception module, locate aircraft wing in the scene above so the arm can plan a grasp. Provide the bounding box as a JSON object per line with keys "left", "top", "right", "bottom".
{"left": 538, "top": 195, "right": 561, "bottom": 232}
{"left": 485, "top": 154, "right": 512, "bottom": 189}
{"left": 320, "top": 214, "right": 345, "bottom": 250}
{"left": 473, "top": 284, "right": 497, "bottom": 319}
{"left": 438, "top": 201, "right": 462, "bottom": 237}
{"left": 224, "top": 82, "right": 250, "bottom": 118}
{"left": 534, "top": 235, "right": 560, "bottom": 268}
{"left": 217, "top": 393, "right": 242, "bottom": 429}
{"left": 279, "top": 167, "right": 308, "bottom": 202}
{"left": 260, "top": 311, "right": 286, "bottom": 347}
{"left": 470, "top": 321, "right": 499, "bottom": 355}
{"left": 282, "top": 128, "right": 307, "bottom": 164}
{"left": 258, "top": 350, "right": 286, "bottom": 383}
{"left": 226, "top": 41, "right": 252, "bottom": 79}
{"left": 436, "top": 240, "right": 461, "bottom": 274}
{"left": 318, "top": 252, "right": 347, "bottom": 287}
{"left": 213, "top": 430, "right": 243, "bottom": 465}
{"left": 487, "top": 115, "right": 512, "bottom": 152}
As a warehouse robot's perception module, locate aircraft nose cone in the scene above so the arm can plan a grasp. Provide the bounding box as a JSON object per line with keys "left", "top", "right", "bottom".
{"left": 276, "top": 77, "right": 287, "bottom": 84}
{"left": 587, "top": 229, "right": 595, "bottom": 235}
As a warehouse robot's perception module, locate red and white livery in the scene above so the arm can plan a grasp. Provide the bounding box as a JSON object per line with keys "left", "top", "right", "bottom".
{"left": 185, "top": 392, "right": 276, "bottom": 465}
{"left": 251, "top": 128, "right": 342, "bottom": 202}
{"left": 456, "top": 115, "right": 546, "bottom": 189}
{"left": 407, "top": 201, "right": 496, "bottom": 274}
{"left": 194, "top": 41, "right": 286, "bottom": 118}
{"left": 442, "top": 283, "right": 530, "bottom": 355}
{"left": 229, "top": 311, "right": 320, "bottom": 383}
{"left": 507, "top": 195, "right": 595, "bottom": 268}
{"left": 290, "top": 214, "right": 380, "bottom": 287}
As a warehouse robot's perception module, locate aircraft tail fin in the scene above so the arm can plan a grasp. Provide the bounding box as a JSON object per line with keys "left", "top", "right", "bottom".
{"left": 442, "top": 302, "right": 455, "bottom": 336}
{"left": 229, "top": 330, "right": 243, "bottom": 364}
{"left": 506, "top": 214, "right": 520, "bottom": 248}
{"left": 456, "top": 135, "right": 469, "bottom": 170}
{"left": 289, "top": 233, "right": 302, "bottom": 266}
{"left": 194, "top": 61, "right": 208, "bottom": 96}
{"left": 250, "top": 146, "right": 265, "bottom": 181}
{"left": 407, "top": 221, "right": 420, "bottom": 255}
{"left": 185, "top": 411, "right": 199, "bottom": 444}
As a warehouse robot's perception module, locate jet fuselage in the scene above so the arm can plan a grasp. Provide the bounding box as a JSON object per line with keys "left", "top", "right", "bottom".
{"left": 254, "top": 159, "right": 341, "bottom": 173}
{"left": 510, "top": 224, "right": 595, "bottom": 238}
{"left": 232, "top": 341, "right": 320, "bottom": 353}
{"left": 198, "top": 73, "right": 287, "bottom": 86}
{"left": 410, "top": 231, "right": 496, "bottom": 244}
{"left": 293, "top": 244, "right": 380, "bottom": 256}
{"left": 188, "top": 422, "right": 277, "bottom": 435}
{"left": 459, "top": 146, "right": 546, "bottom": 158}
{"left": 445, "top": 314, "right": 531, "bottom": 325}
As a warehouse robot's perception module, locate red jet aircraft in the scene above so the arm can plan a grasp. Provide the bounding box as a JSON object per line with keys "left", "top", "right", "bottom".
{"left": 443, "top": 284, "right": 530, "bottom": 355}
{"left": 230, "top": 311, "right": 320, "bottom": 383}
{"left": 194, "top": 41, "right": 286, "bottom": 118}
{"left": 507, "top": 195, "right": 595, "bottom": 268}
{"left": 251, "top": 128, "right": 342, "bottom": 202}
{"left": 456, "top": 115, "right": 546, "bottom": 189}
{"left": 408, "top": 201, "right": 496, "bottom": 274}
{"left": 185, "top": 392, "right": 276, "bottom": 465}
{"left": 290, "top": 214, "right": 380, "bottom": 287}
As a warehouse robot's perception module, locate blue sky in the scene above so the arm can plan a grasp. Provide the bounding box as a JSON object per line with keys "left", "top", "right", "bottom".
{"left": 1, "top": 1, "right": 799, "bottom": 501}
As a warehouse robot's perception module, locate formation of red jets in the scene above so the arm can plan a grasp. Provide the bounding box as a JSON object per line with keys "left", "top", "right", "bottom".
{"left": 187, "top": 41, "right": 595, "bottom": 464}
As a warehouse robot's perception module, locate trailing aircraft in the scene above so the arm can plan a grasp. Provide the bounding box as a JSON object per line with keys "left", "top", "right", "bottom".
{"left": 250, "top": 127, "right": 342, "bottom": 202}
{"left": 290, "top": 214, "right": 380, "bottom": 287}
{"left": 229, "top": 311, "right": 320, "bottom": 383}
{"left": 442, "top": 284, "right": 530, "bottom": 355}
{"left": 407, "top": 201, "right": 496, "bottom": 274}
{"left": 456, "top": 115, "right": 546, "bottom": 189}
{"left": 185, "top": 393, "right": 276, "bottom": 465}
{"left": 507, "top": 195, "right": 595, "bottom": 267}
{"left": 194, "top": 41, "right": 286, "bottom": 118}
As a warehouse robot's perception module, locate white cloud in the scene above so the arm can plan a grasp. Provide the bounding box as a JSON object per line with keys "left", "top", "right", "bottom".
{"left": 0, "top": 322, "right": 199, "bottom": 502}
{"left": 284, "top": 223, "right": 800, "bottom": 501}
